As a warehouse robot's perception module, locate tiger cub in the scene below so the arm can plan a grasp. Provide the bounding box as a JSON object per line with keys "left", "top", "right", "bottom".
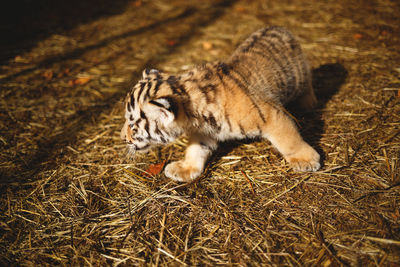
{"left": 121, "top": 26, "right": 320, "bottom": 182}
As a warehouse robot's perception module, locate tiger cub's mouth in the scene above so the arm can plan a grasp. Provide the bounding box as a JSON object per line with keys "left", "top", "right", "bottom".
{"left": 126, "top": 142, "right": 151, "bottom": 156}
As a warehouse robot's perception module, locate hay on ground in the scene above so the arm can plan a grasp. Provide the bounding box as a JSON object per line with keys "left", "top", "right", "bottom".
{"left": 0, "top": 0, "right": 399, "bottom": 265}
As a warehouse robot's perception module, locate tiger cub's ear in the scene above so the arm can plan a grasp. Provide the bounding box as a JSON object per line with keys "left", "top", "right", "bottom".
{"left": 148, "top": 97, "right": 178, "bottom": 126}
{"left": 142, "top": 68, "right": 159, "bottom": 78}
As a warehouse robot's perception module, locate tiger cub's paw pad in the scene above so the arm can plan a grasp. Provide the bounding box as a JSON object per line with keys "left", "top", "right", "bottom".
{"left": 287, "top": 148, "right": 320, "bottom": 172}
{"left": 164, "top": 161, "right": 201, "bottom": 182}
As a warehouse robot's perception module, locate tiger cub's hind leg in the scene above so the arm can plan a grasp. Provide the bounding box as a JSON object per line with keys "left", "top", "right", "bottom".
{"left": 164, "top": 135, "right": 217, "bottom": 182}
{"left": 262, "top": 105, "right": 320, "bottom": 171}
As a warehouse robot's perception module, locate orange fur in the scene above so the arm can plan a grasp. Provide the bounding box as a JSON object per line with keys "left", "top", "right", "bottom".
{"left": 121, "top": 26, "right": 320, "bottom": 182}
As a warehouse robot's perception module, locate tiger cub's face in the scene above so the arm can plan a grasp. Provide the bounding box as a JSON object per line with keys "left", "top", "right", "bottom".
{"left": 120, "top": 69, "right": 182, "bottom": 155}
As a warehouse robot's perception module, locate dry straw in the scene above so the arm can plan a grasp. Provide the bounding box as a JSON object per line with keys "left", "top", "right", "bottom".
{"left": 1, "top": 0, "right": 399, "bottom": 265}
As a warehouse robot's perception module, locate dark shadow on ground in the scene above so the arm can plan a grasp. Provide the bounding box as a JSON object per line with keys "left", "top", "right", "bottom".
{"left": 0, "top": 0, "right": 132, "bottom": 63}
{"left": 0, "top": 0, "right": 237, "bottom": 185}
{"left": 288, "top": 63, "right": 348, "bottom": 167}
{"left": 0, "top": 8, "right": 197, "bottom": 83}
{"left": 312, "top": 63, "right": 348, "bottom": 106}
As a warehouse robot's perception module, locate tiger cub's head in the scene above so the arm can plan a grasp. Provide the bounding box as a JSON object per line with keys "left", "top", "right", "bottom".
{"left": 120, "top": 69, "right": 184, "bottom": 155}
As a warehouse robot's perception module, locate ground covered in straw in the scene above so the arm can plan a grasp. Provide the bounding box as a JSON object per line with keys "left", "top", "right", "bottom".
{"left": 1, "top": 0, "right": 399, "bottom": 265}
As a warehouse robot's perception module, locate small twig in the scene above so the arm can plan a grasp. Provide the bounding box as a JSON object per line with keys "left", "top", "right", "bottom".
{"left": 123, "top": 168, "right": 151, "bottom": 182}
{"left": 317, "top": 229, "right": 349, "bottom": 266}
{"left": 155, "top": 212, "right": 166, "bottom": 266}
{"left": 353, "top": 182, "right": 400, "bottom": 203}
{"left": 70, "top": 222, "right": 74, "bottom": 248}
{"left": 362, "top": 236, "right": 400, "bottom": 246}
{"left": 157, "top": 248, "right": 187, "bottom": 266}
{"left": 241, "top": 170, "right": 255, "bottom": 194}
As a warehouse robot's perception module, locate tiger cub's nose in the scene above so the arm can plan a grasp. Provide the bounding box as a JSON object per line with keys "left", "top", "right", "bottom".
{"left": 121, "top": 120, "right": 135, "bottom": 144}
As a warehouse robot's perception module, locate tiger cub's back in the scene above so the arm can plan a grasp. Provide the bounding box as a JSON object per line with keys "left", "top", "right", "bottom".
{"left": 226, "top": 26, "right": 312, "bottom": 105}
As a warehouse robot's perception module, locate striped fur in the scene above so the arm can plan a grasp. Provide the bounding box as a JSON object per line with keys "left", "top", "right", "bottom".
{"left": 121, "top": 26, "right": 320, "bottom": 182}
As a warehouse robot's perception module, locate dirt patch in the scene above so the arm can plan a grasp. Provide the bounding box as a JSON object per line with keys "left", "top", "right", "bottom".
{"left": 1, "top": 0, "right": 399, "bottom": 265}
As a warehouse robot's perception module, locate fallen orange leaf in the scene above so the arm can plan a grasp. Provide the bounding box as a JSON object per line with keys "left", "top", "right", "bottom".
{"left": 69, "top": 76, "right": 92, "bottom": 86}
{"left": 74, "top": 76, "right": 91, "bottom": 85}
{"left": 14, "top": 55, "right": 24, "bottom": 62}
{"left": 353, "top": 33, "right": 363, "bottom": 40}
{"left": 166, "top": 40, "right": 177, "bottom": 46}
{"left": 235, "top": 6, "right": 246, "bottom": 12}
{"left": 144, "top": 160, "right": 166, "bottom": 177}
{"left": 391, "top": 209, "right": 400, "bottom": 220}
{"left": 42, "top": 70, "right": 53, "bottom": 81}
{"left": 202, "top": 41, "right": 213, "bottom": 50}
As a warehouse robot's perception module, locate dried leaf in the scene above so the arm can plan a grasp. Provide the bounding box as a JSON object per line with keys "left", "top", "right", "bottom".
{"left": 353, "top": 33, "right": 363, "bottom": 40}
{"left": 235, "top": 6, "right": 246, "bottom": 12}
{"left": 391, "top": 209, "right": 400, "bottom": 220}
{"left": 42, "top": 70, "right": 53, "bottom": 81}
{"left": 380, "top": 30, "right": 388, "bottom": 36}
{"left": 166, "top": 40, "right": 177, "bottom": 46}
{"left": 14, "top": 55, "right": 24, "bottom": 62}
{"left": 202, "top": 41, "right": 213, "bottom": 50}
{"left": 144, "top": 160, "right": 166, "bottom": 177}
{"left": 69, "top": 76, "right": 92, "bottom": 86}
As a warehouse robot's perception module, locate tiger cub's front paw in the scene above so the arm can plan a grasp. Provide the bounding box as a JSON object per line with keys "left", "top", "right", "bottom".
{"left": 164, "top": 161, "right": 202, "bottom": 182}
{"left": 286, "top": 145, "right": 321, "bottom": 172}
